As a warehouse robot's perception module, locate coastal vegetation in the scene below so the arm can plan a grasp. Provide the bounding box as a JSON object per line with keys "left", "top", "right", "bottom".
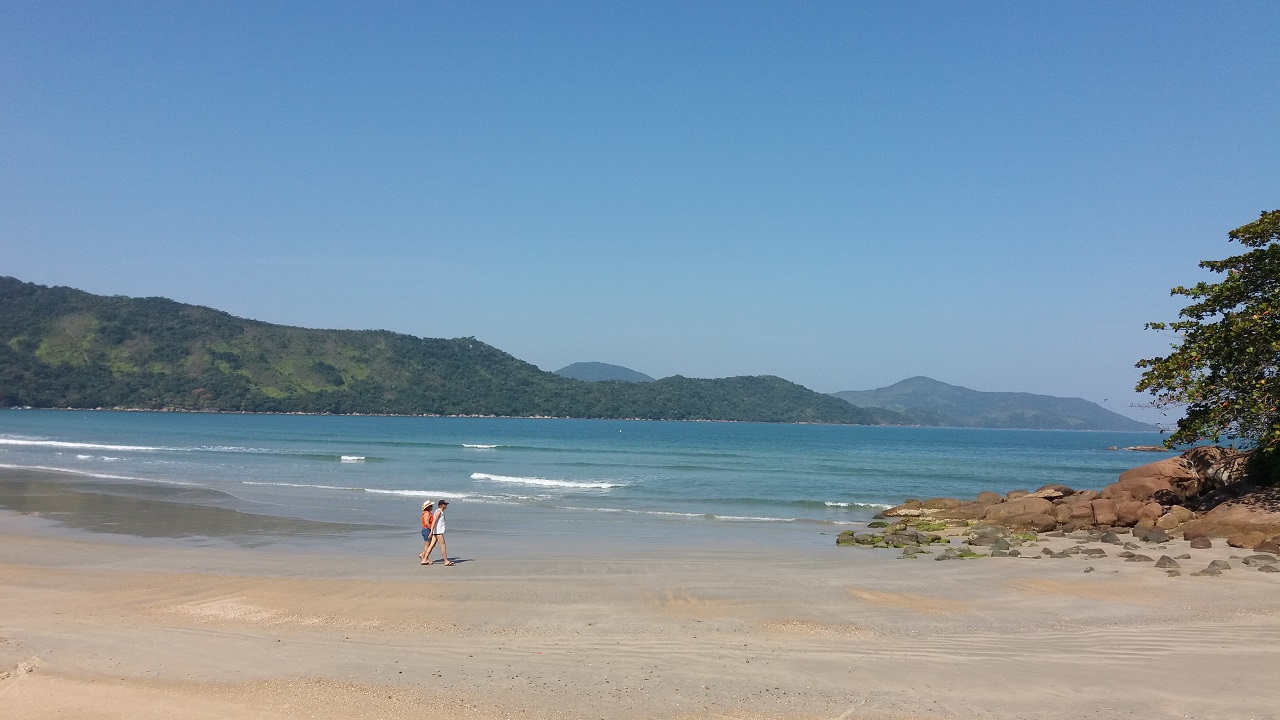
{"left": 0, "top": 277, "right": 899, "bottom": 424}
{"left": 1137, "top": 210, "right": 1280, "bottom": 480}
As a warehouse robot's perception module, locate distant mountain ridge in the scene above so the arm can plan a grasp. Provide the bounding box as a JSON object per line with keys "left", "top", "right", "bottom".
{"left": 555, "top": 362, "right": 654, "bottom": 383}
{"left": 831, "top": 376, "right": 1152, "bottom": 431}
{"left": 0, "top": 276, "right": 900, "bottom": 425}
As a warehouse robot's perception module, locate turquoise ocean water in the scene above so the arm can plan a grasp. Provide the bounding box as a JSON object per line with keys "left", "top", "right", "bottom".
{"left": 0, "top": 410, "right": 1174, "bottom": 547}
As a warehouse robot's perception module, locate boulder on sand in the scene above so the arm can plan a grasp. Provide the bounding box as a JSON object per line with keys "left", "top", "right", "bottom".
{"left": 982, "top": 497, "right": 1055, "bottom": 530}
{"left": 1181, "top": 502, "right": 1280, "bottom": 540}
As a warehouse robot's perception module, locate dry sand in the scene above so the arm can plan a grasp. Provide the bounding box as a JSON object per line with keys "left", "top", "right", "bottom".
{"left": 3, "top": 488, "right": 1280, "bottom": 719}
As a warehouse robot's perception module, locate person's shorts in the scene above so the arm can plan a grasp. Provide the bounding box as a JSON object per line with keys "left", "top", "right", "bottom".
{"left": 421, "top": 528, "right": 432, "bottom": 541}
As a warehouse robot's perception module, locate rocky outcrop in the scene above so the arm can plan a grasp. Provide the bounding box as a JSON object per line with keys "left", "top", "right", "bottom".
{"left": 875, "top": 446, "right": 1280, "bottom": 545}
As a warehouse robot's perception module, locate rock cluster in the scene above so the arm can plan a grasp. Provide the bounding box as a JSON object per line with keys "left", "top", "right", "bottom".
{"left": 875, "top": 446, "right": 1280, "bottom": 552}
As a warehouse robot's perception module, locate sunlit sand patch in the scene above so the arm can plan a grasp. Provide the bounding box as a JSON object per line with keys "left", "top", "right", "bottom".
{"left": 758, "top": 619, "right": 872, "bottom": 637}
{"left": 1010, "top": 579, "right": 1162, "bottom": 603}
{"left": 647, "top": 589, "right": 738, "bottom": 618}
{"left": 846, "top": 588, "right": 970, "bottom": 615}
{"left": 165, "top": 598, "right": 286, "bottom": 624}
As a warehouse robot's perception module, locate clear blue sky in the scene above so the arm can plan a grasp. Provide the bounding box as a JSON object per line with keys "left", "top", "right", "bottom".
{"left": 3, "top": 2, "right": 1278, "bottom": 423}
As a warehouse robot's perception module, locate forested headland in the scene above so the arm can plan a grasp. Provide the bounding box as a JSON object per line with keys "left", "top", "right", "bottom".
{"left": 0, "top": 277, "right": 902, "bottom": 424}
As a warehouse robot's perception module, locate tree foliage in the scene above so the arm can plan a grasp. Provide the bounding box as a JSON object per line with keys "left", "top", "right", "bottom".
{"left": 1136, "top": 210, "right": 1280, "bottom": 453}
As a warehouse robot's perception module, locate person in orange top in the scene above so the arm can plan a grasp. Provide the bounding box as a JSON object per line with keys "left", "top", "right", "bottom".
{"left": 422, "top": 500, "right": 455, "bottom": 566}
{"left": 418, "top": 501, "right": 434, "bottom": 564}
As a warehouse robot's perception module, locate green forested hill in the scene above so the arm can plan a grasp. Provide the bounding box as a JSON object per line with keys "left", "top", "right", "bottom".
{"left": 0, "top": 277, "right": 899, "bottom": 424}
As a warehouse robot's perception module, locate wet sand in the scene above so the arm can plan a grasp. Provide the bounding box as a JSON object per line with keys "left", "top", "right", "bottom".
{"left": 2, "top": 468, "right": 1279, "bottom": 719}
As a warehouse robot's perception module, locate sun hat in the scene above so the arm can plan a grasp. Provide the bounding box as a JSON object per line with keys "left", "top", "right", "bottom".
{"left": 422, "top": 501, "right": 433, "bottom": 510}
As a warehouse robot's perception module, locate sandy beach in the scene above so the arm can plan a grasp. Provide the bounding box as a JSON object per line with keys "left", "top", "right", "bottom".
{"left": 3, "top": 468, "right": 1279, "bottom": 720}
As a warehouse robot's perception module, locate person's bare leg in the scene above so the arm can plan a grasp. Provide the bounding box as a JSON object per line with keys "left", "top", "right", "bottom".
{"left": 422, "top": 535, "right": 438, "bottom": 564}
{"left": 440, "top": 535, "right": 454, "bottom": 565}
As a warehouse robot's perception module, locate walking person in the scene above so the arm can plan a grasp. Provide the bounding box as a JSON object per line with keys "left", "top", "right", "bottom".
{"left": 422, "top": 500, "right": 455, "bottom": 566}
{"left": 418, "top": 501, "right": 434, "bottom": 565}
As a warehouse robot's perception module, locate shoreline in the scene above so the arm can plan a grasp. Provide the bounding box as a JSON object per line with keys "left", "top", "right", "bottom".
{"left": 3, "top": 406, "right": 1156, "bottom": 432}
{"left": 3, "top": 472, "right": 1279, "bottom": 719}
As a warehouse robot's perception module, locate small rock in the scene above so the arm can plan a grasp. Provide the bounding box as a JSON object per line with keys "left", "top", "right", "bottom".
{"left": 1041, "top": 548, "right": 1054, "bottom": 556}
{"left": 1083, "top": 566, "right": 1095, "bottom": 573}
{"left": 1191, "top": 566, "right": 1222, "bottom": 577}
{"left": 1125, "top": 554, "right": 1154, "bottom": 562}
{"left": 1259, "top": 565, "right": 1280, "bottom": 574}
{"left": 1118, "top": 551, "right": 1134, "bottom": 558}
{"left": 1189, "top": 537, "right": 1213, "bottom": 549}
{"left": 1242, "top": 555, "right": 1278, "bottom": 567}
{"left": 1176, "top": 554, "right": 1191, "bottom": 560}
{"left": 1082, "top": 548, "right": 1107, "bottom": 558}
{"left": 1154, "top": 555, "right": 1180, "bottom": 568}
{"left": 1044, "top": 530, "right": 1065, "bottom": 537}
{"left": 1208, "top": 559, "right": 1232, "bottom": 571}
{"left": 990, "top": 537, "right": 1011, "bottom": 552}
{"left": 1123, "top": 542, "right": 1140, "bottom": 550}
{"left": 1008, "top": 549, "right": 1022, "bottom": 557}
{"left": 990, "top": 549, "right": 1009, "bottom": 557}
{"left": 1101, "top": 531, "right": 1121, "bottom": 544}
{"left": 1166, "top": 570, "right": 1181, "bottom": 577}
{"left": 867, "top": 521, "right": 888, "bottom": 528}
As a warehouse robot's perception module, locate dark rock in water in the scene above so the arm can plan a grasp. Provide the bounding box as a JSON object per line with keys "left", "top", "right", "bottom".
{"left": 1166, "top": 570, "right": 1182, "bottom": 577}
{"left": 1008, "top": 548, "right": 1022, "bottom": 557}
{"left": 1176, "top": 554, "right": 1192, "bottom": 560}
{"left": 1064, "top": 546, "right": 1082, "bottom": 555}
{"left": 1041, "top": 548, "right": 1055, "bottom": 556}
{"left": 1190, "top": 537, "right": 1213, "bottom": 549}
{"left": 1154, "top": 555, "right": 1180, "bottom": 568}
{"left": 1125, "top": 554, "right": 1154, "bottom": 562}
{"left": 1191, "top": 566, "right": 1222, "bottom": 577}
{"left": 1118, "top": 551, "right": 1134, "bottom": 558}
{"left": 1101, "top": 531, "right": 1122, "bottom": 545}
{"left": 1208, "top": 559, "right": 1232, "bottom": 571}
{"left": 1255, "top": 539, "right": 1280, "bottom": 555}
{"left": 1123, "top": 542, "right": 1140, "bottom": 550}
{"left": 867, "top": 521, "right": 888, "bottom": 528}
{"left": 990, "top": 537, "right": 1011, "bottom": 552}
{"left": 1082, "top": 548, "right": 1107, "bottom": 558}
{"left": 990, "top": 549, "right": 1010, "bottom": 557}
{"left": 968, "top": 535, "right": 999, "bottom": 547}
{"left": 1083, "top": 566, "right": 1096, "bottom": 573}
{"left": 1259, "top": 564, "right": 1280, "bottom": 573}
{"left": 1242, "top": 555, "right": 1278, "bottom": 567}
{"left": 1044, "top": 530, "right": 1065, "bottom": 537}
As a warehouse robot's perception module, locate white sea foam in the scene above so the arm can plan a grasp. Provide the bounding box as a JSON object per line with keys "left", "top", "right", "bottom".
{"left": 0, "top": 438, "right": 160, "bottom": 452}
{"left": 76, "top": 454, "right": 93, "bottom": 459}
{"left": 823, "top": 501, "right": 891, "bottom": 509}
{"left": 240, "top": 481, "right": 488, "bottom": 502}
{"left": 0, "top": 463, "right": 198, "bottom": 485}
{"left": 470, "top": 472, "right": 623, "bottom": 490}
{"left": 557, "top": 505, "right": 793, "bottom": 522}
{"left": 241, "top": 481, "right": 355, "bottom": 491}
{"left": 462, "top": 444, "right": 499, "bottom": 449}
{"left": 340, "top": 456, "right": 366, "bottom": 462}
